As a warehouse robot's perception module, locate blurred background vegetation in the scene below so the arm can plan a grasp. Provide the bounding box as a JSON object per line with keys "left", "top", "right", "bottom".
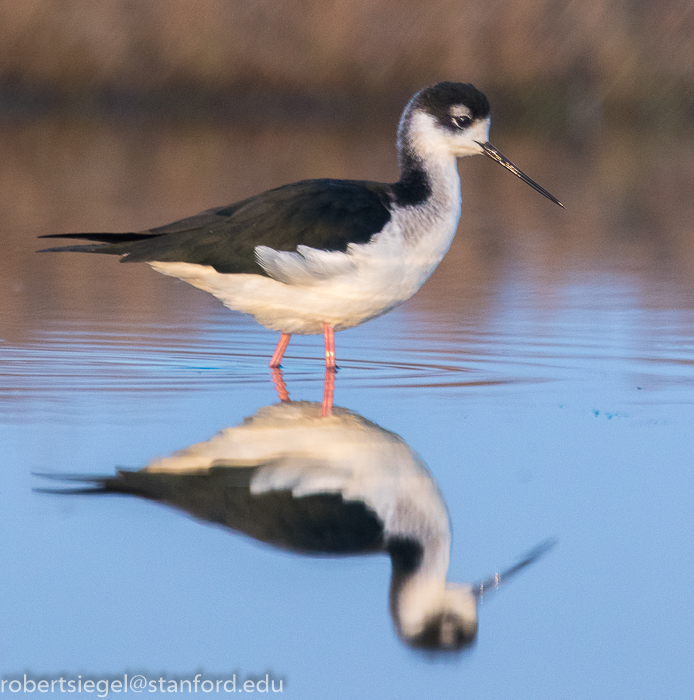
{"left": 1, "top": 0, "right": 693, "bottom": 131}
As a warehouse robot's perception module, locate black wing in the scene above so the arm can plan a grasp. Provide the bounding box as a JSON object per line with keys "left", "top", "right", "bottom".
{"left": 39, "top": 466, "right": 385, "bottom": 555}
{"left": 39, "top": 179, "right": 393, "bottom": 277}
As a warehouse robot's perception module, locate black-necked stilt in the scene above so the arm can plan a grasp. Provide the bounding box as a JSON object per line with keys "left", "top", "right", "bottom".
{"left": 37, "top": 401, "right": 555, "bottom": 651}
{"left": 40, "top": 82, "right": 562, "bottom": 369}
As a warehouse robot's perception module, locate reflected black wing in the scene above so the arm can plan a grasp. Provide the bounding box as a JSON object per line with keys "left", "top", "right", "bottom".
{"left": 39, "top": 179, "right": 393, "bottom": 277}
{"left": 40, "top": 466, "right": 386, "bottom": 555}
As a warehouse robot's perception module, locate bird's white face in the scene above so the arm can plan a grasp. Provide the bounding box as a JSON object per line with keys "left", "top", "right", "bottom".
{"left": 398, "top": 579, "right": 479, "bottom": 650}
{"left": 408, "top": 107, "right": 490, "bottom": 161}
{"left": 440, "top": 584, "right": 479, "bottom": 631}
{"left": 404, "top": 89, "right": 563, "bottom": 207}
{"left": 443, "top": 104, "right": 492, "bottom": 157}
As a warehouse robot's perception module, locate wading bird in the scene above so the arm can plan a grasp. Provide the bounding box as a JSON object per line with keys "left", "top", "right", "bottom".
{"left": 41, "top": 82, "right": 562, "bottom": 369}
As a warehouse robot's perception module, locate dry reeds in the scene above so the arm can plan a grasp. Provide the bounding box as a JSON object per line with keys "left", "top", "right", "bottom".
{"left": 0, "top": 0, "right": 693, "bottom": 125}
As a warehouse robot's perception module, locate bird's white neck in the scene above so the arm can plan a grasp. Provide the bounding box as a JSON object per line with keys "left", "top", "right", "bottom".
{"left": 394, "top": 108, "right": 461, "bottom": 211}
{"left": 388, "top": 535, "right": 452, "bottom": 636}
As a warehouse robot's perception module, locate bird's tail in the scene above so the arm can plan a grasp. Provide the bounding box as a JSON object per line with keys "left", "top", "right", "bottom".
{"left": 37, "top": 232, "right": 160, "bottom": 255}
{"left": 32, "top": 470, "right": 152, "bottom": 496}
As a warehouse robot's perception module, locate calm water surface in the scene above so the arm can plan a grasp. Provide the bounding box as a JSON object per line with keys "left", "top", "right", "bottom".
{"left": 1, "top": 119, "right": 693, "bottom": 698}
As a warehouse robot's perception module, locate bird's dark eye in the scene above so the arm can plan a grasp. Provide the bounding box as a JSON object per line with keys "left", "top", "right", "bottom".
{"left": 451, "top": 115, "right": 472, "bottom": 130}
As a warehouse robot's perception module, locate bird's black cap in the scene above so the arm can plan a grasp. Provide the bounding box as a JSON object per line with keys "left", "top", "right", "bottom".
{"left": 407, "top": 611, "right": 477, "bottom": 652}
{"left": 413, "top": 82, "right": 491, "bottom": 121}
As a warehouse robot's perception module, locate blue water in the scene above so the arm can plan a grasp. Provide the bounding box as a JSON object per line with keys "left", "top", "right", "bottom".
{"left": 1, "top": 124, "right": 694, "bottom": 698}
{"left": 3, "top": 263, "right": 693, "bottom": 699}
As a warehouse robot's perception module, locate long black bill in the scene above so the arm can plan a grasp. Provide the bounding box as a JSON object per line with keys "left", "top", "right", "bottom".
{"left": 478, "top": 141, "right": 564, "bottom": 208}
{"left": 472, "top": 538, "right": 557, "bottom": 601}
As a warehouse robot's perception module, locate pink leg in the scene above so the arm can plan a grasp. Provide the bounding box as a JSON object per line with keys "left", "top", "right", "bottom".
{"left": 322, "top": 368, "right": 336, "bottom": 417}
{"left": 271, "top": 367, "right": 290, "bottom": 403}
{"left": 269, "top": 333, "right": 291, "bottom": 368}
{"left": 323, "top": 323, "right": 336, "bottom": 370}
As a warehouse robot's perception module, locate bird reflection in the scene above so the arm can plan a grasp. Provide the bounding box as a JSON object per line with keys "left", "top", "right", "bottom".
{"left": 39, "top": 400, "right": 554, "bottom": 652}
